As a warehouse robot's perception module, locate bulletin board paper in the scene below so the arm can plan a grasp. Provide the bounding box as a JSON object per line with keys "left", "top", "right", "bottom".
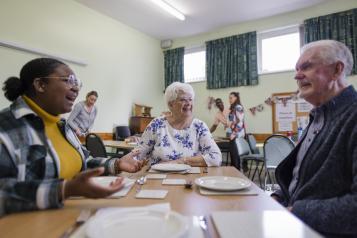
{"left": 272, "top": 92, "right": 311, "bottom": 134}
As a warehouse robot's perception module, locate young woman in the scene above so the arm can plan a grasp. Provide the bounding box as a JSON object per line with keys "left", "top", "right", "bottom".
{"left": 227, "top": 92, "right": 246, "bottom": 170}
{"left": 0, "top": 58, "right": 143, "bottom": 216}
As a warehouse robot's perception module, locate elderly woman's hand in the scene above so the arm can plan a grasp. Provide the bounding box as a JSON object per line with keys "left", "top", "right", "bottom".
{"left": 64, "top": 167, "right": 124, "bottom": 199}
{"left": 115, "top": 150, "right": 144, "bottom": 173}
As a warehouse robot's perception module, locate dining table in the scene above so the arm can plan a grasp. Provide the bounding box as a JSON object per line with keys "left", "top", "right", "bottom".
{"left": 103, "top": 140, "right": 137, "bottom": 150}
{"left": 0, "top": 166, "right": 321, "bottom": 238}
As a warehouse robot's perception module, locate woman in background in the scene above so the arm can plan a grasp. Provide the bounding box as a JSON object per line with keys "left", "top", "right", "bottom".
{"left": 68, "top": 90, "right": 98, "bottom": 137}
{"left": 227, "top": 92, "right": 246, "bottom": 170}
{"left": 210, "top": 98, "right": 229, "bottom": 133}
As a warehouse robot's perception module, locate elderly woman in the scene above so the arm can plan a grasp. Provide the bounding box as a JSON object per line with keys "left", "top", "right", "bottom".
{"left": 68, "top": 90, "right": 98, "bottom": 137}
{"left": 137, "top": 82, "right": 222, "bottom": 167}
{"left": 0, "top": 58, "right": 143, "bottom": 216}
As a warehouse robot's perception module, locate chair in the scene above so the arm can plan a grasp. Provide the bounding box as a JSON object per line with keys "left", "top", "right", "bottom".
{"left": 114, "top": 126, "right": 131, "bottom": 141}
{"left": 236, "top": 137, "right": 264, "bottom": 187}
{"left": 246, "top": 134, "right": 265, "bottom": 185}
{"left": 85, "top": 133, "right": 107, "bottom": 157}
{"left": 263, "top": 134, "right": 295, "bottom": 191}
{"left": 247, "top": 134, "right": 260, "bottom": 154}
{"left": 85, "top": 133, "right": 121, "bottom": 158}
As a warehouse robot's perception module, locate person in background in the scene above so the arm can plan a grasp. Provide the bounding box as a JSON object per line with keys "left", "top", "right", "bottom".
{"left": 272, "top": 40, "right": 357, "bottom": 237}
{"left": 67, "top": 90, "right": 98, "bottom": 138}
{"left": 0, "top": 58, "right": 143, "bottom": 216}
{"left": 210, "top": 98, "right": 229, "bottom": 133}
{"left": 136, "top": 82, "right": 222, "bottom": 167}
{"left": 227, "top": 92, "right": 246, "bottom": 170}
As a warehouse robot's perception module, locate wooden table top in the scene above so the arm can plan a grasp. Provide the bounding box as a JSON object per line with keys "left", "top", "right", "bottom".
{"left": 0, "top": 167, "right": 310, "bottom": 238}
{"left": 103, "top": 140, "right": 137, "bottom": 150}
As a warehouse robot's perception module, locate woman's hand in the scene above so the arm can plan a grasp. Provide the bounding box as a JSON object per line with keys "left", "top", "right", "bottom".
{"left": 116, "top": 150, "right": 144, "bottom": 173}
{"left": 64, "top": 167, "right": 124, "bottom": 199}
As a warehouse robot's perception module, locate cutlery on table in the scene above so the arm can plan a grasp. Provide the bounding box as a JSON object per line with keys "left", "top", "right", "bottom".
{"left": 198, "top": 215, "right": 212, "bottom": 238}
{"left": 60, "top": 209, "right": 91, "bottom": 238}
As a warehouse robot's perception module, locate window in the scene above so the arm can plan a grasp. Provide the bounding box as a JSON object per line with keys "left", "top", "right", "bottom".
{"left": 258, "top": 25, "right": 302, "bottom": 74}
{"left": 184, "top": 47, "right": 206, "bottom": 83}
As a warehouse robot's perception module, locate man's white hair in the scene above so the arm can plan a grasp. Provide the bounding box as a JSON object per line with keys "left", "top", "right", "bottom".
{"left": 301, "top": 40, "right": 354, "bottom": 77}
{"left": 164, "top": 82, "right": 195, "bottom": 107}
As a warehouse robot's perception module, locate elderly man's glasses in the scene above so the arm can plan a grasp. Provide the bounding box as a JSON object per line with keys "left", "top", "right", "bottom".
{"left": 41, "top": 74, "right": 82, "bottom": 89}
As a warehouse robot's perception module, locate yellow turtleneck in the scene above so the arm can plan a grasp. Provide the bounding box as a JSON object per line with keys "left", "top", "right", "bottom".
{"left": 23, "top": 95, "right": 82, "bottom": 179}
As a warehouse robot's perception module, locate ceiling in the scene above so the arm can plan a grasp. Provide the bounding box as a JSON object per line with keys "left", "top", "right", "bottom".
{"left": 76, "top": 0, "right": 330, "bottom": 40}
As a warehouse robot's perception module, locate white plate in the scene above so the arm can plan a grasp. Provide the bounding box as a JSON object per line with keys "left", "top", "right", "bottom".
{"left": 195, "top": 176, "right": 251, "bottom": 191}
{"left": 86, "top": 208, "right": 189, "bottom": 238}
{"left": 92, "top": 177, "right": 134, "bottom": 197}
{"left": 151, "top": 163, "right": 192, "bottom": 172}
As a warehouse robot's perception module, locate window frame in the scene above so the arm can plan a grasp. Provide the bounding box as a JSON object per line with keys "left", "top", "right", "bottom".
{"left": 257, "top": 24, "right": 304, "bottom": 75}
{"left": 184, "top": 45, "right": 206, "bottom": 83}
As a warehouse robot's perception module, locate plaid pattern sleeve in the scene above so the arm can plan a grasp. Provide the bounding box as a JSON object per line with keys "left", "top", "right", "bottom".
{"left": 0, "top": 98, "right": 64, "bottom": 217}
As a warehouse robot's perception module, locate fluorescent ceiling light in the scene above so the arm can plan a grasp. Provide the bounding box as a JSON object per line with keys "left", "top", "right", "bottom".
{"left": 151, "top": 0, "right": 185, "bottom": 21}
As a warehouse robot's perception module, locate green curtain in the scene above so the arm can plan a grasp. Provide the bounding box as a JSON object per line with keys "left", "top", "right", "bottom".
{"left": 164, "top": 47, "right": 184, "bottom": 89}
{"left": 206, "top": 31, "right": 258, "bottom": 89}
{"left": 304, "top": 8, "right": 357, "bottom": 75}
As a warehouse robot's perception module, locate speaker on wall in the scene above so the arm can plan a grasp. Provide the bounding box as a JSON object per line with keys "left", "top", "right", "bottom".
{"left": 160, "top": 39, "right": 173, "bottom": 49}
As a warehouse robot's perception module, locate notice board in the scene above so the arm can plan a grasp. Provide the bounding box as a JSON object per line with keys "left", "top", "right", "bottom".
{"left": 272, "top": 92, "right": 313, "bottom": 134}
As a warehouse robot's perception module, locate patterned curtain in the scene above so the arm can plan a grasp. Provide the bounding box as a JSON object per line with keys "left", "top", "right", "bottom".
{"left": 206, "top": 31, "right": 258, "bottom": 89}
{"left": 304, "top": 8, "right": 357, "bottom": 75}
{"left": 164, "top": 47, "right": 184, "bottom": 89}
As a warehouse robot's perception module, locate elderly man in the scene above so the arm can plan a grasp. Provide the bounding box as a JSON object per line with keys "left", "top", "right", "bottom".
{"left": 272, "top": 40, "right": 357, "bottom": 237}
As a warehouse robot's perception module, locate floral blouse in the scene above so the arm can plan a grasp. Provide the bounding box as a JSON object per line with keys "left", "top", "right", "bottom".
{"left": 227, "top": 104, "right": 245, "bottom": 139}
{"left": 136, "top": 116, "right": 222, "bottom": 167}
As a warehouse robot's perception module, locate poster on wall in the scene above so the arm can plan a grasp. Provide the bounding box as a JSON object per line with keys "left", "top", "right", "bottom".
{"left": 275, "top": 101, "right": 296, "bottom": 122}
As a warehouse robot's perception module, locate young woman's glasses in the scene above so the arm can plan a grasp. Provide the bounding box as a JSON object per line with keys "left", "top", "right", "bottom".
{"left": 41, "top": 74, "right": 82, "bottom": 89}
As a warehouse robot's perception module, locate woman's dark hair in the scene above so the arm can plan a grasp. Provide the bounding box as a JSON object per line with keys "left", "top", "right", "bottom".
{"left": 86, "top": 91, "right": 98, "bottom": 98}
{"left": 229, "top": 92, "right": 242, "bottom": 111}
{"left": 2, "top": 58, "right": 66, "bottom": 101}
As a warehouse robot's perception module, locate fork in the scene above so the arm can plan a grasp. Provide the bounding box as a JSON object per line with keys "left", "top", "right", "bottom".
{"left": 60, "top": 209, "right": 91, "bottom": 238}
{"left": 198, "top": 215, "right": 212, "bottom": 238}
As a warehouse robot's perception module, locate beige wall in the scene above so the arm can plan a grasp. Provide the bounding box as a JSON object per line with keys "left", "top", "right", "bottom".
{"left": 0, "top": 0, "right": 164, "bottom": 132}
{"left": 172, "top": 0, "right": 357, "bottom": 136}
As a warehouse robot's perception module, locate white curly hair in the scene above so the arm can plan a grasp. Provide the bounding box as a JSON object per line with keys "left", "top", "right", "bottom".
{"left": 164, "top": 82, "right": 195, "bottom": 108}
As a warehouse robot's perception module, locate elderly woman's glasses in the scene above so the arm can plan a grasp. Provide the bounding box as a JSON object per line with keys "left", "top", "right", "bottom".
{"left": 177, "top": 97, "right": 193, "bottom": 104}
{"left": 41, "top": 74, "right": 82, "bottom": 89}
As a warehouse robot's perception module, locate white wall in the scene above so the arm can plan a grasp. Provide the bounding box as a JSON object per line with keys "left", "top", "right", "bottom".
{"left": 171, "top": 0, "right": 357, "bottom": 136}
{"left": 0, "top": 0, "right": 164, "bottom": 132}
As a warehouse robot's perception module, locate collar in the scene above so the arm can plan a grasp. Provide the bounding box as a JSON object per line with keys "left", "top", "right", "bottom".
{"left": 318, "top": 85, "right": 357, "bottom": 117}
{"left": 22, "top": 95, "right": 60, "bottom": 123}
{"left": 10, "top": 96, "right": 38, "bottom": 120}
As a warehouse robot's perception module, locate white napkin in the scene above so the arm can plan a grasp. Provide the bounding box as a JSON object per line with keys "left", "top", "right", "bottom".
{"left": 145, "top": 174, "right": 167, "bottom": 179}
{"left": 211, "top": 211, "right": 322, "bottom": 238}
{"left": 162, "top": 179, "right": 187, "bottom": 185}
{"left": 199, "top": 187, "right": 258, "bottom": 196}
{"left": 135, "top": 189, "right": 168, "bottom": 199}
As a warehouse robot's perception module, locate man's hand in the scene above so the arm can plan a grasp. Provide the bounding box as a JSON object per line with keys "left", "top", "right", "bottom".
{"left": 116, "top": 150, "right": 144, "bottom": 173}
{"left": 64, "top": 167, "right": 124, "bottom": 199}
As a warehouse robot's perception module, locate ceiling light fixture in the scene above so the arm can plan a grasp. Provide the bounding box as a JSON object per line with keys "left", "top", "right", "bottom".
{"left": 151, "top": 0, "right": 185, "bottom": 21}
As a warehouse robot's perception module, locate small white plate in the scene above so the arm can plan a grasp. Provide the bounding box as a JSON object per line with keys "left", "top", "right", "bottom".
{"left": 86, "top": 208, "right": 189, "bottom": 238}
{"left": 151, "top": 163, "right": 191, "bottom": 172}
{"left": 195, "top": 176, "right": 251, "bottom": 191}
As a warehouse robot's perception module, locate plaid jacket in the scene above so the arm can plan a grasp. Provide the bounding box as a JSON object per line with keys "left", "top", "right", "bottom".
{"left": 0, "top": 97, "right": 117, "bottom": 216}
